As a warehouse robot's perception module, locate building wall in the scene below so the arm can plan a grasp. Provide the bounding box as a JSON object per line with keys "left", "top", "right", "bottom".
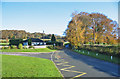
{"left": 23, "top": 42, "right": 46, "bottom": 46}
{"left": 23, "top": 42, "right": 28, "bottom": 46}
{"left": 32, "top": 42, "right": 46, "bottom": 46}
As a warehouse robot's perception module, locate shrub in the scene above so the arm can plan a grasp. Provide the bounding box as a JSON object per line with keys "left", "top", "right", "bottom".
{"left": 47, "top": 45, "right": 63, "bottom": 50}
{"left": 1, "top": 46, "right": 4, "bottom": 49}
{"left": 4, "top": 47, "right": 9, "bottom": 49}
{"left": 55, "top": 46, "right": 63, "bottom": 50}
{"left": 11, "top": 45, "right": 14, "bottom": 49}
{"left": 29, "top": 45, "right": 34, "bottom": 49}
{"left": 109, "top": 49, "right": 114, "bottom": 54}
{"left": 47, "top": 46, "right": 55, "bottom": 50}
{"left": 99, "top": 48, "right": 104, "bottom": 53}
{"left": 28, "top": 39, "right": 32, "bottom": 46}
{"left": 77, "top": 45, "right": 119, "bottom": 57}
{"left": 23, "top": 46, "right": 27, "bottom": 49}
{"left": 46, "top": 41, "right": 63, "bottom": 46}
{"left": 18, "top": 43, "right": 23, "bottom": 49}
{"left": 33, "top": 46, "right": 35, "bottom": 49}
{"left": 1, "top": 40, "right": 7, "bottom": 43}
{"left": 10, "top": 45, "right": 16, "bottom": 49}
{"left": 9, "top": 39, "right": 23, "bottom": 46}
{"left": 8, "top": 46, "right": 11, "bottom": 49}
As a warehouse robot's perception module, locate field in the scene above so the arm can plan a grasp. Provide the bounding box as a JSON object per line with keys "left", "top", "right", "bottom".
{"left": 2, "top": 55, "right": 62, "bottom": 77}
{"left": 2, "top": 48, "right": 56, "bottom": 52}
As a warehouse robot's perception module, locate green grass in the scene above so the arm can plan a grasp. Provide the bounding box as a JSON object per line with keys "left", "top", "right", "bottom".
{"left": 2, "top": 48, "right": 56, "bottom": 52}
{"left": 73, "top": 49, "right": 120, "bottom": 64}
{"left": 0, "top": 43, "right": 9, "bottom": 46}
{"left": 2, "top": 55, "right": 62, "bottom": 78}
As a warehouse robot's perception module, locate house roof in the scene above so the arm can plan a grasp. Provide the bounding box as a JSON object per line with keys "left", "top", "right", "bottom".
{"left": 23, "top": 38, "right": 44, "bottom": 42}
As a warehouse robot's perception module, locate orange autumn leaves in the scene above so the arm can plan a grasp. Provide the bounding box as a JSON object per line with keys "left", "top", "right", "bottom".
{"left": 65, "top": 12, "right": 118, "bottom": 46}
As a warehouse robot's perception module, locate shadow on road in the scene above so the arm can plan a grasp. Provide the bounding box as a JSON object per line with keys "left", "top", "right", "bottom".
{"left": 59, "top": 48, "right": 120, "bottom": 77}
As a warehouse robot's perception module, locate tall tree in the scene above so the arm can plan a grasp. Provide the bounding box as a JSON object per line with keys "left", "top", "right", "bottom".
{"left": 51, "top": 34, "right": 56, "bottom": 42}
{"left": 28, "top": 39, "right": 32, "bottom": 46}
{"left": 65, "top": 12, "right": 118, "bottom": 47}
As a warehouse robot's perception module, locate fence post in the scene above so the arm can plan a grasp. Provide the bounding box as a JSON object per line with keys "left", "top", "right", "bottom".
{"left": 111, "top": 56, "right": 113, "bottom": 60}
{"left": 83, "top": 51, "right": 84, "bottom": 53}
{"left": 88, "top": 51, "right": 89, "bottom": 54}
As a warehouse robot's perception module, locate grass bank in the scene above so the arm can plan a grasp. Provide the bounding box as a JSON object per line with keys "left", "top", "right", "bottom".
{"left": 2, "top": 55, "right": 62, "bottom": 78}
{"left": 73, "top": 49, "right": 120, "bottom": 64}
{"left": 2, "top": 48, "right": 56, "bottom": 52}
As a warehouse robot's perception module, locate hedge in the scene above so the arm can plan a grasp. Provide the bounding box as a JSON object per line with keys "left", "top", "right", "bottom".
{"left": 76, "top": 45, "right": 119, "bottom": 57}
{"left": 46, "top": 41, "right": 63, "bottom": 46}
{"left": 9, "top": 39, "right": 23, "bottom": 46}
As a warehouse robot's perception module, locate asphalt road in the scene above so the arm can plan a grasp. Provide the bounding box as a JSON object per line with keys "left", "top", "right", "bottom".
{"left": 52, "top": 49, "right": 120, "bottom": 78}
{"left": 1, "top": 49, "right": 120, "bottom": 78}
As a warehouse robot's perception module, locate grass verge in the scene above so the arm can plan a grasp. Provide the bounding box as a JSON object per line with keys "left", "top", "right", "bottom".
{"left": 2, "top": 55, "right": 62, "bottom": 78}
{"left": 0, "top": 43, "right": 9, "bottom": 46}
{"left": 73, "top": 49, "right": 120, "bottom": 64}
{"left": 2, "top": 48, "right": 56, "bottom": 53}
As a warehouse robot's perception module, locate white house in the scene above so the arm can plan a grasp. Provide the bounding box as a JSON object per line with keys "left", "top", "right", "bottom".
{"left": 23, "top": 38, "right": 46, "bottom": 46}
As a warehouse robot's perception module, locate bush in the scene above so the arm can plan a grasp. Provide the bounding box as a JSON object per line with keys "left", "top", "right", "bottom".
{"left": 55, "top": 46, "right": 63, "bottom": 50}
{"left": 29, "top": 45, "right": 34, "bottom": 49}
{"left": 10, "top": 45, "right": 16, "bottom": 49}
{"left": 23, "top": 46, "right": 27, "bottom": 49}
{"left": 47, "top": 45, "right": 63, "bottom": 50}
{"left": 4, "top": 47, "right": 9, "bottom": 49}
{"left": 77, "top": 45, "right": 119, "bottom": 57}
{"left": 9, "top": 39, "right": 23, "bottom": 46}
{"left": 0, "top": 40, "right": 7, "bottom": 43}
{"left": 46, "top": 41, "right": 63, "bottom": 46}
{"left": 47, "top": 46, "right": 55, "bottom": 50}
{"left": 1, "top": 46, "right": 4, "bottom": 49}
{"left": 1, "top": 46, "right": 11, "bottom": 49}
{"left": 28, "top": 39, "right": 32, "bottom": 46}
{"left": 8, "top": 46, "right": 11, "bottom": 49}
{"left": 18, "top": 43, "right": 23, "bottom": 49}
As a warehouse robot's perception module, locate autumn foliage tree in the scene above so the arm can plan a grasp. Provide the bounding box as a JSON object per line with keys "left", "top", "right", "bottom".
{"left": 65, "top": 12, "right": 118, "bottom": 47}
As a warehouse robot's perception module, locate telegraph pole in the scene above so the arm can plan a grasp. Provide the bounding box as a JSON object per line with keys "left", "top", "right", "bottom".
{"left": 43, "top": 30, "right": 44, "bottom": 39}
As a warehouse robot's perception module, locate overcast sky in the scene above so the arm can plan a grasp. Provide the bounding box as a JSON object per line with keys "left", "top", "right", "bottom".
{"left": 1, "top": 1, "right": 118, "bottom": 36}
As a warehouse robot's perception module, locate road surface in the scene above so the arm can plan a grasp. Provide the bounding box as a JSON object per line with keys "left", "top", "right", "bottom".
{"left": 52, "top": 49, "right": 120, "bottom": 78}
{"left": 1, "top": 48, "right": 120, "bottom": 79}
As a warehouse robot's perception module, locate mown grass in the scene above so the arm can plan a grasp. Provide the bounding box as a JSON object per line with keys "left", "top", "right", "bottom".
{"left": 73, "top": 49, "right": 120, "bottom": 64}
{"left": 0, "top": 43, "right": 9, "bottom": 46}
{"left": 2, "top": 55, "right": 62, "bottom": 78}
{"left": 2, "top": 48, "right": 56, "bottom": 53}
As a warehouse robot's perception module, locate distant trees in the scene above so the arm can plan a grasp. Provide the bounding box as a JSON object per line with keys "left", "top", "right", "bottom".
{"left": 2, "top": 30, "right": 27, "bottom": 39}
{"left": 1, "top": 30, "right": 64, "bottom": 42}
{"left": 1, "top": 30, "right": 43, "bottom": 39}
{"left": 65, "top": 12, "right": 118, "bottom": 46}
